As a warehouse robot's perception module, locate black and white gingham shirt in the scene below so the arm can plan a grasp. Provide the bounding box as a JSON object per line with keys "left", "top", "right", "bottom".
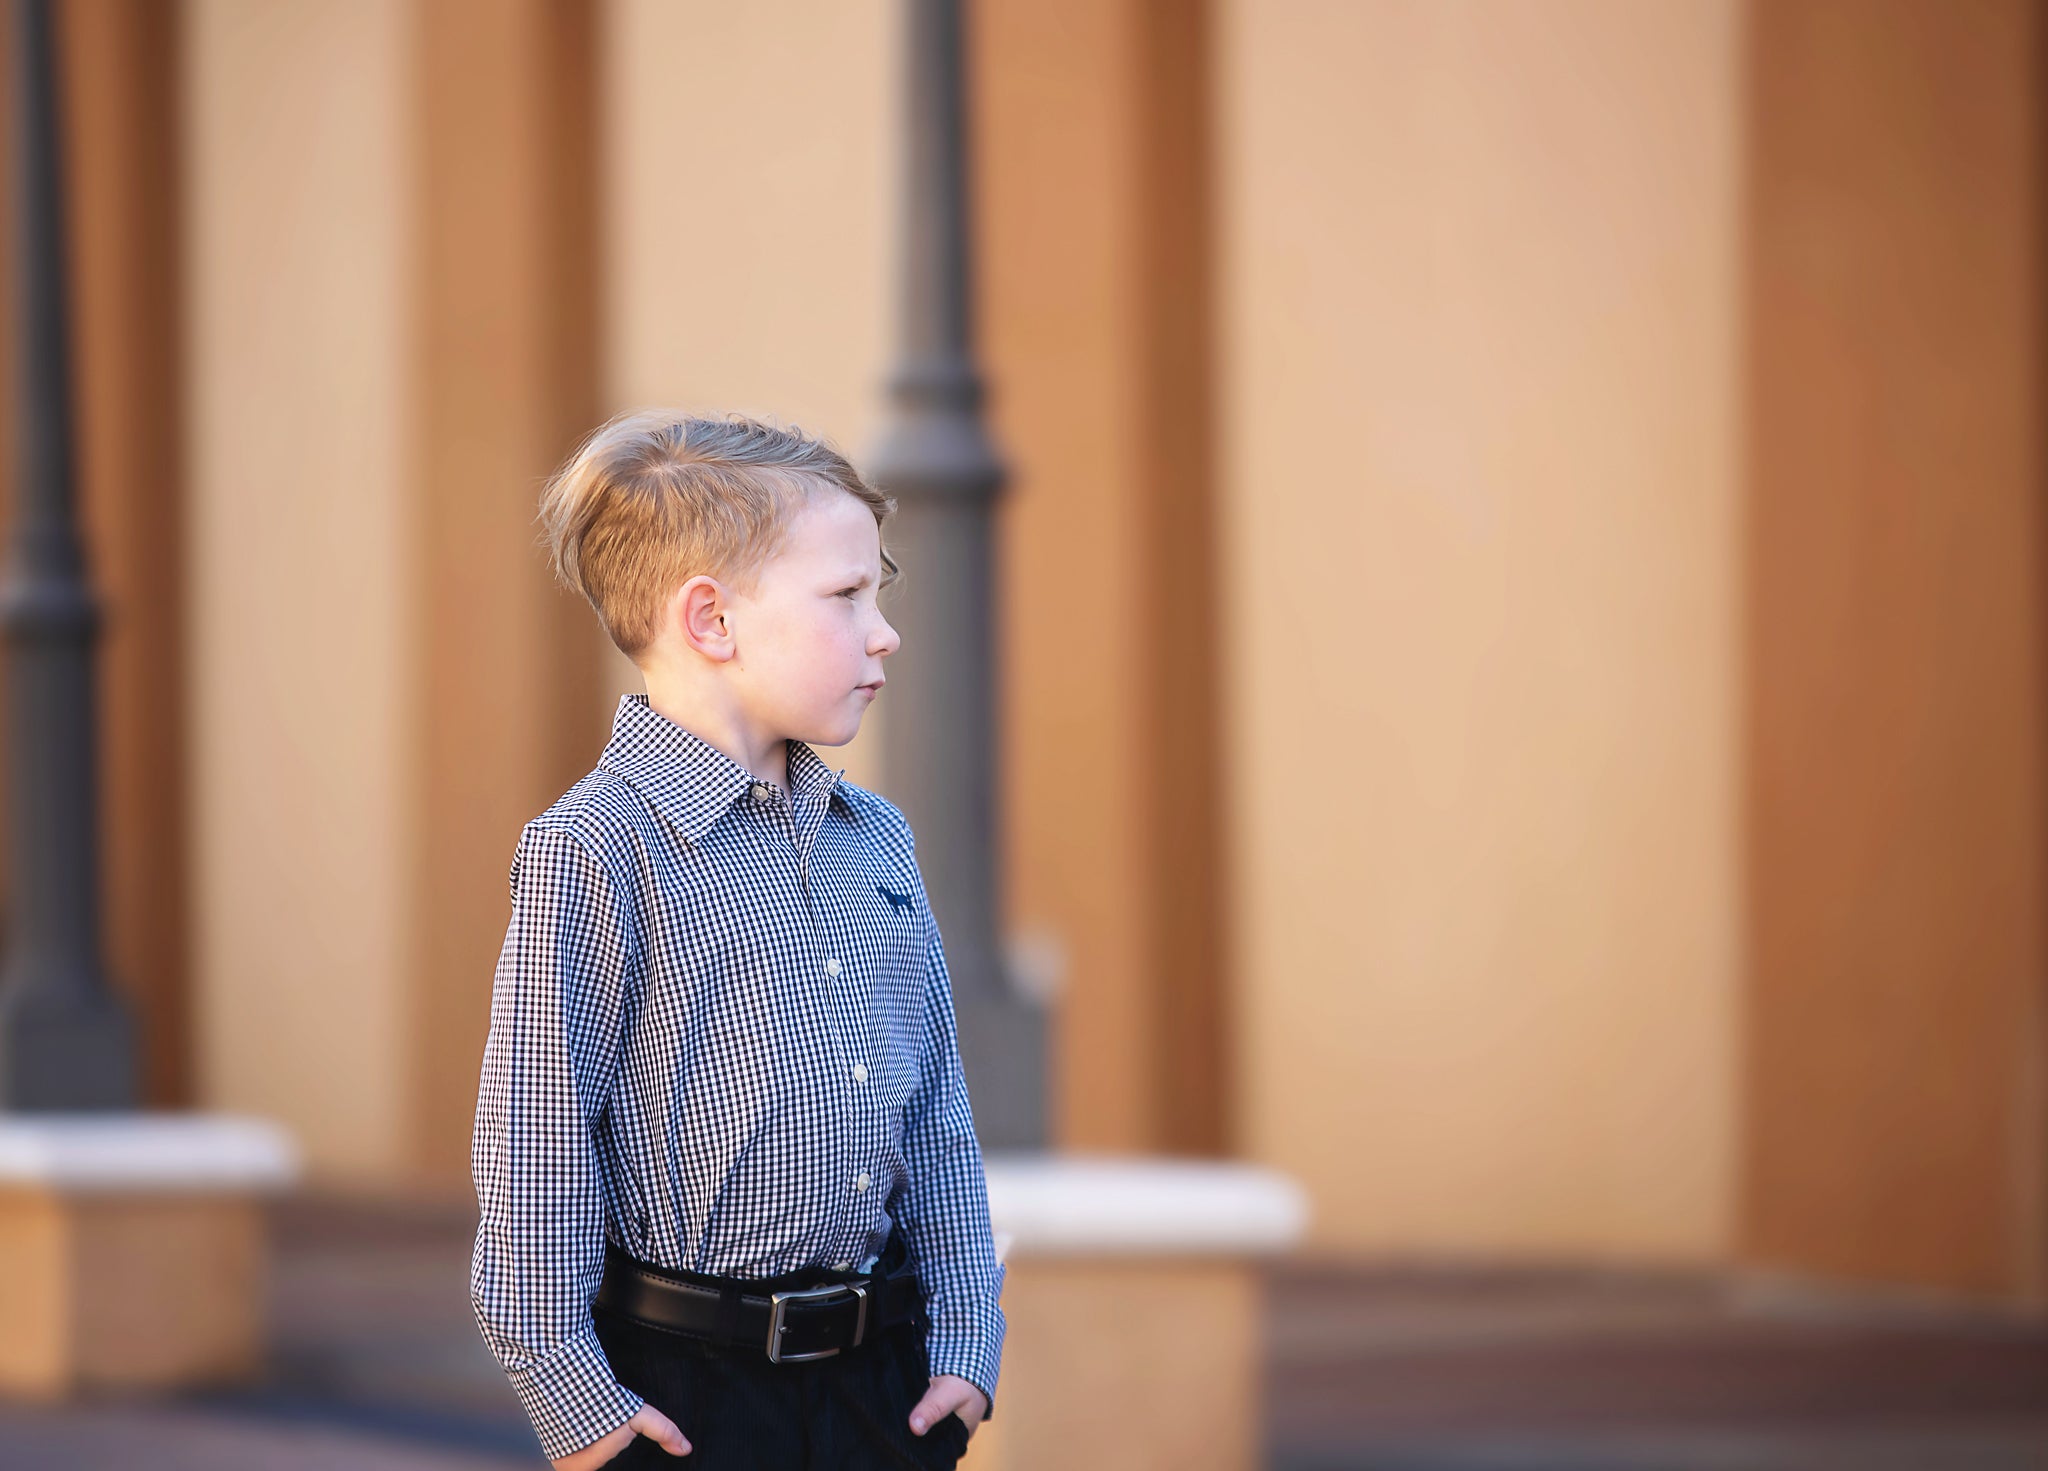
{"left": 470, "top": 692, "right": 1006, "bottom": 1460}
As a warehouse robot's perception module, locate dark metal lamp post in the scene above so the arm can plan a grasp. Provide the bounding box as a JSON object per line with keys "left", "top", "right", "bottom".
{"left": 0, "top": 0, "right": 137, "bottom": 1109}
{"left": 867, "top": 0, "right": 1045, "bottom": 1151}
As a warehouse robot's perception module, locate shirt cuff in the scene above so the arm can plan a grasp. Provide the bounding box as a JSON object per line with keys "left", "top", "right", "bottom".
{"left": 505, "top": 1322, "right": 646, "bottom": 1461}
{"left": 926, "top": 1330, "right": 1002, "bottom": 1425}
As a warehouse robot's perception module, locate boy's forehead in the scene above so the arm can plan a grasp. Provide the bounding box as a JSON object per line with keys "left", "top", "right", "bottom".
{"left": 776, "top": 491, "right": 882, "bottom": 568}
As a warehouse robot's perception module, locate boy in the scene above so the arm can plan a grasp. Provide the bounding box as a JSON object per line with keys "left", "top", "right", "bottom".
{"left": 470, "top": 411, "right": 1004, "bottom": 1469}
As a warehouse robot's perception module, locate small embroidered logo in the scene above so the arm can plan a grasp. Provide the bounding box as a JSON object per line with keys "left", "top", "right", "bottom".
{"left": 877, "top": 883, "right": 916, "bottom": 911}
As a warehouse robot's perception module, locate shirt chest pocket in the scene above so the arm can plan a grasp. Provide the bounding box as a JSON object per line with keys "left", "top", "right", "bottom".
{"left": 860, "top": 869, "right": 928, "bottom": 1095}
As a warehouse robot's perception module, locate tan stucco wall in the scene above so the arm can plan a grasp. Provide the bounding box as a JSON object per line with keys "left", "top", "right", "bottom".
{"left": 185, "top": 0, "right": 416, "bottom": 1181}
{"left": 177, "top": 0, "right": 1752, "bottom": 1245}
{"left": 1216, "top": 0, "right": 1745, "bottom": 1257}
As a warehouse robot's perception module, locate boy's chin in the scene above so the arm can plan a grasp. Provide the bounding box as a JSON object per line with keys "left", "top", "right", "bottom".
{"left": 796, "top": 712, "right": 866, "bottom": 748}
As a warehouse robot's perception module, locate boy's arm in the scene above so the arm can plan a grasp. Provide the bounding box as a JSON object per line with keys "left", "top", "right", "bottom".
{"left": 893, "top": 833, "right": 1008, "bottom": 1420}
{"left": 471, "top": 821, "right": 647, "bottom": 1461}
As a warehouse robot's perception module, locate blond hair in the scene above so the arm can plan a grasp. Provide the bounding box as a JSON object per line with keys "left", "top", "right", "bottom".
{"left": 538, "top": 409, "right": 898, "bottom": 658}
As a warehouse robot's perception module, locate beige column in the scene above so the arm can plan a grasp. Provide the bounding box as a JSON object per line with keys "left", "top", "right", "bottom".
{"left": 1742, "top": 0, "right": 2048, "bottom": 1302}
{"left": 185, "top": 0, "right": 416, "bottom": 1182}
{"left": 1215, "top": 0, "right": 1745, "bottom": 1256}
{"left": 407, "top": 0, "right": 608, "bottom": 1186}
{"left": 974, "top": 0, "right": 1232, "bottom": 1157}
{"left": 187, "top": 0, "right": 613, "bottom": 1187}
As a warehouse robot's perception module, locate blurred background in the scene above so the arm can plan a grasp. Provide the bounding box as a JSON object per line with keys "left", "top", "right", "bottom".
{"left": 1, "top": 0, "right": 2047, "bottom": 1467}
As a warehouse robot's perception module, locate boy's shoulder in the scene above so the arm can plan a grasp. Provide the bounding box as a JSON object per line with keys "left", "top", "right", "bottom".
{"left": 828, "top": 772, "right": 903, "bottom": 829}
{"left": 507, "top": 766, "right": 654, "bottom": 897}
{"left": 830, "top": 775, "right": 917, "bottom": 862}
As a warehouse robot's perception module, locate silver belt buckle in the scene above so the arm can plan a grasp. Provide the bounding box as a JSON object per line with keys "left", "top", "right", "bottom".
{"left": 765, "top": 1280, "right": 869, "bottom": 1362}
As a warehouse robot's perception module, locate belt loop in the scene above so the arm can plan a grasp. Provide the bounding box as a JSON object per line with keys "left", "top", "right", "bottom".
{"left": 715, "top": 1282, "right": 743, "bottom": 1343}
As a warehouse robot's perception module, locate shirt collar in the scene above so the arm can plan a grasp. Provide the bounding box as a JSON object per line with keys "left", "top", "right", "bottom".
{"left": 600, "top": 692, "right": 853, "bottom": 845}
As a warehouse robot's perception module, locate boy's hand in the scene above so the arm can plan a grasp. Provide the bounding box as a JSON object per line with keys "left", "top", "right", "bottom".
{"left": 550, "top": 1404, "right": 690, "bottom": 1468}
{"left": 908, "top": 1373, "right": 987, "bottom": 1439}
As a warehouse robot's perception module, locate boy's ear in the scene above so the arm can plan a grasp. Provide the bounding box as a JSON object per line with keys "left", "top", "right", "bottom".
{"left": 671, "top": 574, "right": 736, "bottom": 661}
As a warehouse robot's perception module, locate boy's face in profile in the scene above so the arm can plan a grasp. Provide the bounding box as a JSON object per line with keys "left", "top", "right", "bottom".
{"left": 720, "top": 487, "right": 900, "bottom": 748}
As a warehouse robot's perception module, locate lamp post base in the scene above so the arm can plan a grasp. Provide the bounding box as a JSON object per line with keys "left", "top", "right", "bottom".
{"left": 0, "top": 984, "right": 138, "bottom": 1111}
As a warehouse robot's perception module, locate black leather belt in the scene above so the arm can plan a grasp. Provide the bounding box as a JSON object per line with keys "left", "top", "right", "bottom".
{"left": 593, "top": 1235, "right": 924, "bottom": 1364}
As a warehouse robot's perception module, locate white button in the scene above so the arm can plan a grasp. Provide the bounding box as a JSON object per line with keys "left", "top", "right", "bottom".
{"left": 833, "top": 1260, "right": 852, "bottom": 1271}
{"left": 852, "top": 1063, "right": 868, "bottom": 1083}
{"left": 855, "top": 1171, "right": 871, "bottom": 1192}
{"left": 825, "top": 956, "right": 842, "bottom": 977}
{"left": 749, "top": 782, "right": 771, "bottom": 802}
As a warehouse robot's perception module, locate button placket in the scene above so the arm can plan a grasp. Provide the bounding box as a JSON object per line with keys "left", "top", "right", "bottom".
{"left": 779, "top": 813, "right": 860, "bottom": 1230}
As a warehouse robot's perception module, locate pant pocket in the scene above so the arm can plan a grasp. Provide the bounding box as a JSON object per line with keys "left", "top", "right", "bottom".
{"left": 592, "top": 1309, "right": 710, "bottom": 1453}
{"left": 887, "top": 1323, "right": 970, "bottom": 1468}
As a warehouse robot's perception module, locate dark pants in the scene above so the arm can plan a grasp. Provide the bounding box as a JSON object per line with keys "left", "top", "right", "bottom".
{"left": 588, "top": 1249, "right": 973, "bottom": 1471}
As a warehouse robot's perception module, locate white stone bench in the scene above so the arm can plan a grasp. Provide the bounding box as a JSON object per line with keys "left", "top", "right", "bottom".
{"left": 967, "top": 1153, "right": 1309, "bottom": 1471}
{"left": 0, "top": 1112, "right": 299, "bottom": 1395}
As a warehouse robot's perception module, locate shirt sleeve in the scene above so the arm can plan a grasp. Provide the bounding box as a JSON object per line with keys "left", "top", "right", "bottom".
{"left": 892, "top": 830, "right": 1008, "bottom": 1421}
{"left": 470, "top": 821, "right": 646, "bottom": 1461}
